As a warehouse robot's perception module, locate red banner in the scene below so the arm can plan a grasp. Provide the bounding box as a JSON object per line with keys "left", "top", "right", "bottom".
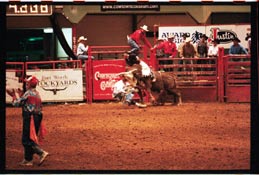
{"left": 92, "top": 59, "right": 126, "bottom": 100}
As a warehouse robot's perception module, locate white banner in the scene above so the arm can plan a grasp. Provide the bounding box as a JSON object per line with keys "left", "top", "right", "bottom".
{"left": 6, "top": 71, "right": 23, "bottom": 104}
{"left": 159, "top": 24, "right": 250, "bottom": 49}
{"left": 27, "top": 69, "right": 84, "bottom": 102}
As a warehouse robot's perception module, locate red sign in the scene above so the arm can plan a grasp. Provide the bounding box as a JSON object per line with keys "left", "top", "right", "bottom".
{"left": 92, "top": 59, "right": 126, "bottom": 100}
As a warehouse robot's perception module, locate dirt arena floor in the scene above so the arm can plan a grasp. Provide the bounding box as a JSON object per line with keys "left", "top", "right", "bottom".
{"left": 5, "top": 102, "right": 250, "bottom": 171}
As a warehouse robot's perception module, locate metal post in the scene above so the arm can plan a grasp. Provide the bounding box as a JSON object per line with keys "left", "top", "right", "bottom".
{"left": 217, "top": 47, "right": 225, "bottom": 102}
{"left": 87, "top": 46, "right": 93, "bottom": 104}
{"left": 72, "top": 24, "right": 77, "bottom": 56}
{"left": 150, "top": 50, "right": 157, "bottom": 71}
{"left": 143, "top": 46, "right": 148, "bottom": 64}
{"left": 153, "top": 24, "right": 159, "bottom": 45}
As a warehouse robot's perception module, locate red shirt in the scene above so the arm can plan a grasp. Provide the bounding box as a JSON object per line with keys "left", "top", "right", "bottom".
{"left": 155, "top": 40, "right": 178, "bottom": 57}
{"left": 130, "top": 29, "right": 152, "bottom": 48}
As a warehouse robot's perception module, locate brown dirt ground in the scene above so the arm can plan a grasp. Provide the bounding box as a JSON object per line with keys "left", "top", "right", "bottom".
{"left": 5, "top": 102, "right": 250, "bottom": 171}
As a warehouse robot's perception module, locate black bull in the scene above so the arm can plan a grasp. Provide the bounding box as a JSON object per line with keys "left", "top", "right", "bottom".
{"left": 126, "top": 64, "right": 182, "bottom": 105}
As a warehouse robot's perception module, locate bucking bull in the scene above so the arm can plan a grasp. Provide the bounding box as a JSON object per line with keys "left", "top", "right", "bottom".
{"left": 122, "top": 54, "right": 182, "bottom": 106}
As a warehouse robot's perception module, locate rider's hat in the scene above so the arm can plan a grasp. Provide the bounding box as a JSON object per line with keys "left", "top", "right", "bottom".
{"left": 140, "top": 25, "right": 149, "bottom": 32}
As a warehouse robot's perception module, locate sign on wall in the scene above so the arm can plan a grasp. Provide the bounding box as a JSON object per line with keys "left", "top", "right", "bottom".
{"left": 27, "top": 69, "right": 83, "bottom": 102}
{"left": 93, "top": 59, "right": 126, "bottom": 100}
{"left": 159, "top": 24, "right": 250, "bottom": 49}
{"left": 101, "top": 4, "right": 160, "bottom": 11}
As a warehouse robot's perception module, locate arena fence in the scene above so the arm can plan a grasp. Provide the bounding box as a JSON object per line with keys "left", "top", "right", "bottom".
{"left": 223, "top": 54, "right": 251, "bottom": 102}
{"left": 5, "top": 46, "right": 250, "bottom": 104}
{"left": 151, "top": 48, "right": 225, "bottom": 102}
{"left": 6, "top": 62, "right": 25, "bottom": 82}
{"left": 6, "top": 60, "right": 83, "bottom": 103}
{"left": 150, "top": 48, "right": 250, "bottom": 103}
{"left": 156, "top": 57, "right": 219, "bottom": 102}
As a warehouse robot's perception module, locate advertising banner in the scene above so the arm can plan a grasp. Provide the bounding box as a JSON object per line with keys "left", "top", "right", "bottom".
{"left": 93, "top": 59, "right": 126, "bottom": 100}
{"left": 27, "top": 69, "right": 83, "bottom": 102}
{"left": 6, "top": 71, "right": 23, "bottom": 104}
{"left": 158, "top": 24, "right": 250, "bottom": 49}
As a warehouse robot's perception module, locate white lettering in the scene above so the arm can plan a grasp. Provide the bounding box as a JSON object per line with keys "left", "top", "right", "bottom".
{"left": 100, "top": 80, "right": 116, "bottom": 91}
{"left": 94, "top": 71, "right": 118, "bottom": 81}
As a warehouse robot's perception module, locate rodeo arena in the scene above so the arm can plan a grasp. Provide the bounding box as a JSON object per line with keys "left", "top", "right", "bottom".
{"left": 2, "top": 3, "right": 259, "bottom": 172}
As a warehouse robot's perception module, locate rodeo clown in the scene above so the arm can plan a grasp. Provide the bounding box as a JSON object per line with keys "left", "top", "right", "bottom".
{"left": 112, "top": 71, "right": 147, "bottom": 108}
{"left": 124, "top": 53, "right": 156, "bottom": 82}
{"left": 9, "top": 76, "right": 49, "bottom": 166}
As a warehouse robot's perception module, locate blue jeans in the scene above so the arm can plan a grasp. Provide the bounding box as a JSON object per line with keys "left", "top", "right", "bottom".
{"left": 78, "top": 55, "right": 95, "bottom": 60}
{"left": 125, "top": 92, "right": 134, "bottom": 103}
{"left": 127, "top": 37, "right": 140, "bottom": 55}
{"left": 113, "top": 91, "right": 134, "bottom": 103}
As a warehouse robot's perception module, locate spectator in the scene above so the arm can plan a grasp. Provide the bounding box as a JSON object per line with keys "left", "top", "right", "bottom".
{"left": 208, "top": 38, "right": 220, "bottom": 58}
{"left": 152, "top": 37, "right": 165, "bottom": 71}
{"left": 229, "top": 36, "right": 249, "bottom": 70}
{"left": 197, "top": 34, "right": 208, "bottom": 58}
{"left": 245, "top": 33, "right": 251, "bottom": 54}
{"left": 152, "top": 34, "right": 177, "bottom": 71}
{"left": 153, "top": 37, "right": 165, "bottom": 58}
{"left": 229, "top": 37, "right": 248, "bottom": 55}
{"left": 196, "top": 34, "right": 209, "bottom": 71}
{"left": 178, "top": 33, "right": 189, "bottom": 57}
{"left": 208, "top": 38, "right": 220, "bottom": 67}
{"left": 179, "top": 37, "right": 197, "bottom": 71}
{"left": 127, "top": 25, "right": 152, "bottom": 55}
{"left": 77, "top": 36, "right": 94, "bottom": 64}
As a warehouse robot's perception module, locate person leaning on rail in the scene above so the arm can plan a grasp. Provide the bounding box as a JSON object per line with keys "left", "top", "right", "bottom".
{"left": 228, "top": 37, "right": 249, "bottom": 70}
{"left": 228, "top": 37, "right": 248, "bottom": 55}
{"left": 207, "top": 38, "right": 220, "bottom": 70}
{"left": 76, "top": 36, "right": 94, "bottom": 66}
{"left": 245, "top": 33, "right": 251, "bottom": 54}
{"left": 196, "top": 34, "right": 209, "bottom": 71}
{"left": 179, "top": 37, "right": 198, "bottom": 72}
{"left": 208, "top": 38, "right": 220, "bottom": 58}
{"left": 151, "top": 34, "right": 178, "bottom": 72}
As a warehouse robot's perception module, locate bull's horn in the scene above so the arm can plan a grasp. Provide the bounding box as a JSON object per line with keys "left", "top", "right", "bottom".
{"left": 116, "top": 72, "right": 127, "bottom": 76}
{"left": 128, "top": 68, "right": 138, "bottom": 73}
{"left": 117, "top": 69, "right": 137, "bottom": 76}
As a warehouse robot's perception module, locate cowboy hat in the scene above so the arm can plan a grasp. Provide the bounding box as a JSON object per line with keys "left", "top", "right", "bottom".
{"left": 200, "top": 34, "right": 208, "bottom": 40}
{"left": 140, "top": 25, "right": 149, "bottom": 32}
{"left": 157, "top": 37, "right": 165, "bottom": 41}
{"left": 167, "top": 34, "right": 175, "bottom": 39}
{"left": 245, "top": 33, "right": 251, "bottom": 41}
{"left": 77, "top": 36, "right": 87, "bottom": 43}
{"left": 182, "top": 33, "right": 189, "bottom": 38}
{"left": 212, "top": 38, "right": 220, "bottom": 44}
{"left": 185, "top": 37, "right": 192, "bottom": 43}
{"left": 232, "top": 37, "right": 240, "bottom": 42}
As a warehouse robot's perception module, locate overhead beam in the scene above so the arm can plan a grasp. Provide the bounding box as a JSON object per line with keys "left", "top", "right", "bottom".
{"left": 59, "top": 5, "right": 250, "bottom": 24}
